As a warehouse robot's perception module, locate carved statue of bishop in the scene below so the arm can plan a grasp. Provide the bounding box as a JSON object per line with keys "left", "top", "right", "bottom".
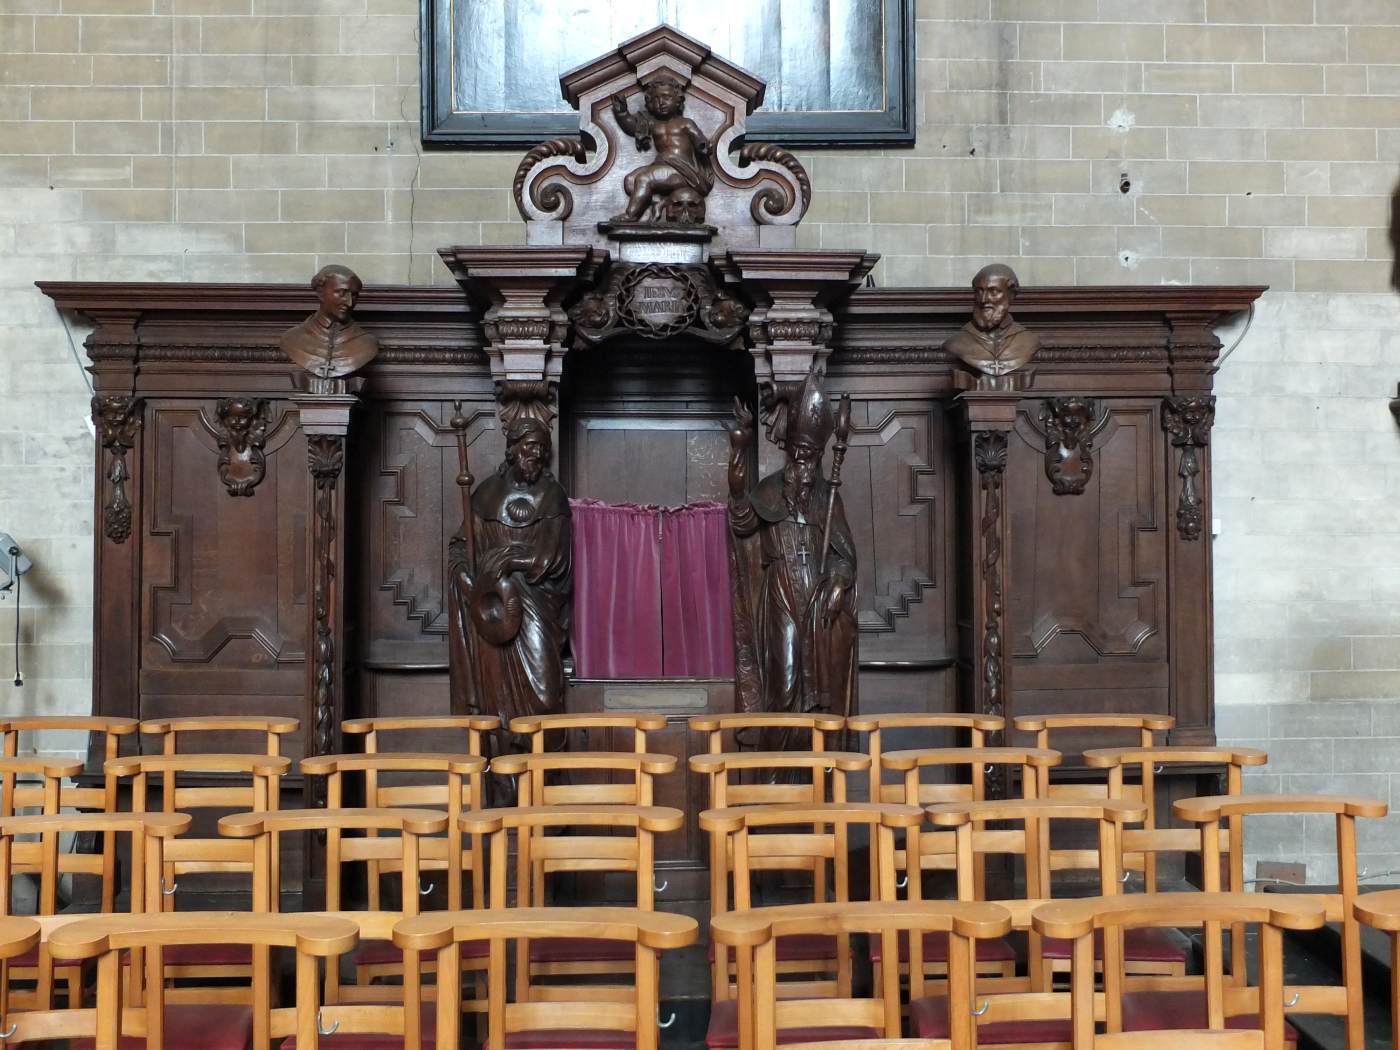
{"left": 727, "top": 370, "right": 858, "bottom": 750}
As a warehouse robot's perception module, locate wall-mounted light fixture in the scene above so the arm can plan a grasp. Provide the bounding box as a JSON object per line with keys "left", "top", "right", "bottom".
{"left": 0, "top": 532, "right": 32, "bottom": 687}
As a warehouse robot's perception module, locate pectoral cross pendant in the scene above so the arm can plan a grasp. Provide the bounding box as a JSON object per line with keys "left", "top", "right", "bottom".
{"left": 795, "top": 537, "right": 811, "bottom": 565}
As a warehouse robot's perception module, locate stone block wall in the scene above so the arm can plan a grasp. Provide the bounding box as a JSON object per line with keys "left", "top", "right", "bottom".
{"left": 1, "top": 0, "right": 1399, "bottom": 874}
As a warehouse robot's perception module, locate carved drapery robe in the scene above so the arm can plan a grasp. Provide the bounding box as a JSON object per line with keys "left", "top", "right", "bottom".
{"left": 730, "top": 472, "right": 858, "bottom": 749}
{"left": 447, "top": 466, "right": 572, "bottom": 729}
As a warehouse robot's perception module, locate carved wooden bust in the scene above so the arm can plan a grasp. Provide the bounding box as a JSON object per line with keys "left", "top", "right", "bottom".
{"left": 280, "top": 264, "right": 379, "bottom": 381}
{"left": 944, "top": 263, "right": 1040, "bottom": 380}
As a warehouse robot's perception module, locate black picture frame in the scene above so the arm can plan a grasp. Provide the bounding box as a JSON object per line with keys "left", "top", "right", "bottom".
{"left": 419, "top": 1, "right": 915, "bottom": 149}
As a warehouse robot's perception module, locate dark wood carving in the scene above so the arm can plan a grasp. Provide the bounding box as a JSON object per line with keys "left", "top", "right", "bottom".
{"left": 1038, "top": 396, "right": 1102, "bottom": 496}
{"left": 280, "top": 265, "right": 379, "bottom": 386}
{"left": 569, "top": 260, "right": 747, "bottom": 346}
{"left": 307, "top": 432, "right": 344, "bottom": 795}
{"left": 214, "top": 397, "right": 271, "bottom": 497}
{"left": 1162, "top": 396, "right": 1215, "bottom": 541}
{"left": 727, "top": 370, "right": 858, "bottom": 747}
{"left": 946, "top": 264, "right": 1041, "bottom": 384}
{"left": 93, "top": 394, "right": 142, "bottom": 544}
{"left": 974, "top": 430, "right": 1009, "bottom": 722}
{"left": 447, "top": 414, "right": 572, "bottom": 746}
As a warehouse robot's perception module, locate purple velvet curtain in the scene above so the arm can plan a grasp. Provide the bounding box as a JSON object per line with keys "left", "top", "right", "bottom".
{"left": 569, "top": 499, "right": 734, "bottom": 679}
{"left": 660, "top": 502, "right": 734, "bottom": 678}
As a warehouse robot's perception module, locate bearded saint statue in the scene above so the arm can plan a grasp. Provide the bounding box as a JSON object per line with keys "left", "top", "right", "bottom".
{"left": 727, "top": 369, "right": 858, "bottom": 751}
{"left": 447, "top": 418, "right": 572, "bottom": 746}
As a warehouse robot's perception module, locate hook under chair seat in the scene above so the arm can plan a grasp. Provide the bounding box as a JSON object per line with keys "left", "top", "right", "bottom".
{"left": 910, "top": 995, "right": 1072, "bottom": 1044}
{"left": 279, "top": 1002, "right": 437, "bottom": 1048}
{"left": 704, "top": 999, "right": 881, "bottom": 1048}
{"left": 1119, "top": 990, "right": 1299, "bottom": 1042}
{"left": 68, "top": 1003, "right": 253, "bottom": 1050}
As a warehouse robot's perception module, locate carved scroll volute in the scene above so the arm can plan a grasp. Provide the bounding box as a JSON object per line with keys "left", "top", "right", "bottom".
{"left": 1040, "top": 397, "right": 1105, "bottom": 496}
{"left": 215, "top": 397, "right": 271, "bottom": 497}
{"left": 92, "top": 395, "right": 143, "bottom": 543}
{"left": 1162, "top": 396, "right": 1215, "bottom": 541}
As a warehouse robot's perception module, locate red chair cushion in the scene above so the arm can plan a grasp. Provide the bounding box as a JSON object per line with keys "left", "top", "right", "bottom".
{"left": 868, "top": 930, "right": 1018, "bottom": 964}
{"left": 119, "top": 942, "right": 254, "bottom": 966}
{"left": 528, "top": 937, "right": 637, "bottom": 963}
{"left": 1040, "top": 927, "right": 1188, "bottom": 963}
{"left": 280, "top": 1002, "right": 437, "bottom": 1049}
{"left": 911, "top": 995, "right": 1071, "bottom": 1044}
{"left": 707, "top": 933, "right": 839, "bottom": 963}
{"left": 1121, "top": 990, "right": 1299, "bottom": 1042}
{"left": 705, "top": 998, "right": 881, "bottom": 1048}
{"left": 71, "top": 1004, "right": 252, "bottom": 1050}
{"left": 352, "top": 937, "right": 489, "bottom": 967}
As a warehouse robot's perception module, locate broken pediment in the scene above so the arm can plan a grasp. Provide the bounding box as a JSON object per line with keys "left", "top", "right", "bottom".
{"left": 512, "top": 24, "right": 811, "bottom": 256}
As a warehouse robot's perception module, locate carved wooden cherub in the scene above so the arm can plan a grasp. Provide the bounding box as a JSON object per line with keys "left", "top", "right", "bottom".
{"left": 215, "top": 397, "right": 270, "bottom": 497}
{"left": 609, "top": 75, "right": 714, "bottom": 224}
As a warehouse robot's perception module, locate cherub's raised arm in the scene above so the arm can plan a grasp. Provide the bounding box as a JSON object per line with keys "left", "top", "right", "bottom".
{"left": 611, "top": 92, "right": 645, "bottom": 142}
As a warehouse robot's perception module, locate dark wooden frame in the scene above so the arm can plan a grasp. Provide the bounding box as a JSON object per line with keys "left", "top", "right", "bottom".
{"left": 418, "top": 0, "right": 916, "bottom": 148}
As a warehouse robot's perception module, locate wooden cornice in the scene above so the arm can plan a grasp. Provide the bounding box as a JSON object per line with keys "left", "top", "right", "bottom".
{"left": 840, "top": 285, "right": 1268, "bottom": 319}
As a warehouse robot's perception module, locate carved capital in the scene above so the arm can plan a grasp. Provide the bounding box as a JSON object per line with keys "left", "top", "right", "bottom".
{"left": 1163, "top": 396, "right": 1215, "bottom": 541}
{"left": 1039, "top": 396, "right": 1104, "bottom": 496}
{"left": 496, "top": 379, "right": 558, "bottom": 431}
{"left": 92, "top": 395, "right": 143, "bottom": 543}
{"left": 974, "top": 430, "right": 1009, "bottom": 475}
{"left": 307, "top": 434, "right": 344, "bottom": 485}
{"left": 214, "top": 397, "right": 270, "bottom": 498}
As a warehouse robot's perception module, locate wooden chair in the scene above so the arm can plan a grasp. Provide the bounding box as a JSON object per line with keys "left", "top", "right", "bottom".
{"left": 874, "top": 746, "right": 1057, "bottom": 986}
{"left": 512, "top": 712, "right": 668, "bottom": 754}
{"left": 106, "top": 751, "right": 287, "bottom": 1003}
{"left": 139, "top": 714, "right": 299, "bottom": 757}
{"left": 700, "top": 801, "right": 922, "bottom": 1049}
{"left": 690, "top": 749, "right": 869, "bottom": 810}
{"left": 1033, "top": 892, "right": 1328, "bottom": 1049}
{"left": 0, "top": 811, "right": 189, "bottom": 1018}
{"left": 39, "top": 911, "right": 359, "bottom": 1050}
{"left": 1352, "top": 889, "right": 1400, "bottom": 1050}
{"left": 461, "top": 803, "right": 683, "bottom": 1003}
{"left": 1173, "top": 792, "right": 1387, "bottom": 1050}
{"left": 219, "top": 805, "right": 448, "bottom": 1048}
{"left": 393, "top": 905, "right": 698, "bottom": 1050}
{"left": 906, "top": 797, "right": 1147, "bottom": 1047}
{"left": 712, "top": 899, "right": 1013, "bottom": 1050}
{"left": 0, "top": 916, "right": 41, "bottom": 1045}
{"left": 0, "top": 756, "right": 106, "bottom": 1007}
{"left": 690, "top": 712, "right": 847, "bottom": 757}
{"left": 1058, "top": 745, "right": 1268, "bottom": 983}
{"left": 847, "top": 713, "right": 1006, "bottom": 804}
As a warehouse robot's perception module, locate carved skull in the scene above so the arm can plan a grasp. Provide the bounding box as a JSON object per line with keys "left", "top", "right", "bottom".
{"left": 662, "top": 186, "right": 706, "bottom": 226}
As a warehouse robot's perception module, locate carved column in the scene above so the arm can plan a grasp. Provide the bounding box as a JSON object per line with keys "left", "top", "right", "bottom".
{"left": 292, "top": 393, "right": 356, "bottom": 805}
{"left": 1162, "top": 395, "right": 1217, "bottom": 746}
{"left": 91, "top": 391, "right": 144, "bottom": 720}
{"left": 954, "top": 391, "right": 1018, "bottom": 789}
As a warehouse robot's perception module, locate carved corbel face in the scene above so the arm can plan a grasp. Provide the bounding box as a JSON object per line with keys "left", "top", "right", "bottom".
{"left": 221, "top": 398, "right": 256, "bottom": 451}
{"left": 662, "top": 186, "right": 706, "bottom": 225}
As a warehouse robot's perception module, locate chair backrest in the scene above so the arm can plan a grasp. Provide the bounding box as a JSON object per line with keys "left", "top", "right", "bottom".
{"left": 511, "top": 713, "right": 667, "bottom": 754}
{"left": 1084, "top": 745, "right": 1267, "bottom": 890}
{"left": 342, "top": 714, "right": 500, "bottom": 757}
{"left": 0, "top": 916, "right": 41, "bottom": 1042}
{"left": 690, "top": 712, "right": 846, "bottom": 756}
{"left": 1033, "top": 892, "right": 1327, "bottom": 1048}
{"left": 1, "top": 715, "right": 137, "bottom": 806}
{"left": 0, "top": 811, "right": 189, "bottom": 1012}
{"left": 44, "top": 911, "right": 358, "bottom": 1050}
{"left": 1174, "top": 792, "right": 1387, "bottom": 1050}
{"left": 0, "top": 755, "right": 84, "bottom": 820}
{"left": 700, "top": 802, "right": 920, "bottom": 1002}
{"left": 1012, "top": 713, "right": 1174, "bottom": 798}
{"left": 847, "top": 714, "right": 1005, "bottom": 804}
{"left": 219, "top": 805, "right": 448, "bottom": 1045}
{"left": 393, "top": 906, "right": 698, "bottom": 1050}
{"left": 712, "top": 899, "right": 1012, "bottom": 1050}
{"left": 108, "top": 752, "right": 288, "bottom": 907}
{"left": 140, "top": 715, "right": 299, "bottom": 757}
{"left": 300, "top": 752, "right": 488, "bottom": 909}
{"left": 491, "top": 750, "right": 676, "bottom": 806}
{"left": 690, "top": 749, "right": 870, "bottom": 808}
{"left": 1354, "top": 889, "right": 1400, "bottom": 1050}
